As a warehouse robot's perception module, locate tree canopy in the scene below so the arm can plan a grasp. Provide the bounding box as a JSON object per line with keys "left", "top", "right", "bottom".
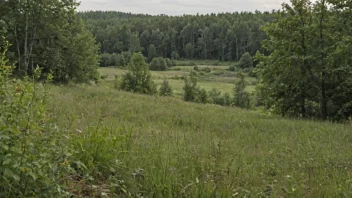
{"left": 78, "top": 11, "right": 275, "bottom": 61}
{"left": 257, "top": 0, "right": 352, "bottom": 121}
{"left": 0, "top": 0, "right": 100, "bottom": 83}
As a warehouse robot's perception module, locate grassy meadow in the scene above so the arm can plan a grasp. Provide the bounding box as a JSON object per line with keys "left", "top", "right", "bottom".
{"left": 47, "top": 84, "right": 352, "bottom": 197}
{"left": 99, "top": 64, "right": 256, "bottom": 97}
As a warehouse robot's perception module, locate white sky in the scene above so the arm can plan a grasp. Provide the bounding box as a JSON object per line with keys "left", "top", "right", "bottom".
{"left": 77, "top": 0, "right": 290, "bottom": 15}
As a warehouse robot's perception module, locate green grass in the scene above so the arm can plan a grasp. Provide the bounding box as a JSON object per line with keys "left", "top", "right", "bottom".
{"left": 175, "top": 59, "right": 237, "bottom": 66}
{"left": 48, "top": 85, "right": 352, "bottom": 197}
{"left": 99, "top": 66, "right": 256, "bottom": 97}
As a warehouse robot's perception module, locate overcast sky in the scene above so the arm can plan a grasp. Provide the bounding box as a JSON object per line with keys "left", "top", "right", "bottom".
{"left": 77, "top": 0, "right": 289, "bottom": 15}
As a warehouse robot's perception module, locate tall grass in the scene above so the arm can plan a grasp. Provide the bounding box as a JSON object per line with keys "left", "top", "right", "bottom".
{"left": 47, "top": 85, "right": 352, "bottom": 197}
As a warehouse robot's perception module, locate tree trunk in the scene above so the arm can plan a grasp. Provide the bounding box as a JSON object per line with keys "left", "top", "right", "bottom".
{"left": 320, "top": 0, "right": 328, "bottom": 120}
{"left": 236, "top": 36, "right": 239, "bottom": 61}
{"left": 23, "top": 9, "right": 29, "bottom": 75}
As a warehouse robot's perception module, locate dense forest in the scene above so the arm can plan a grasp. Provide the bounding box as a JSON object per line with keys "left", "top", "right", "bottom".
{"left": 78, "top": 11, "right": 274, "bottom": 64}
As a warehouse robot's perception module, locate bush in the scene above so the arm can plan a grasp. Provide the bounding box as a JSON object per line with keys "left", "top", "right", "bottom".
{"left": 117, "top": 54, "right": 126, "bottom": 67}
{"left": 159, "top": 79, "right": 173, "bottom": 96}
{"left": 196, "top": 88, "right": 208, "bottom": 104}
{"left": 110, "top": 53, "right": 118, "bottom": 66}
{"left": 120, "top": 53, "right": 157, "bottom": 94}
{"left": 165, "top": 58, "right": 175, "bottom": 67}
{"left": 121, "top": 51, "right": 132, "bottom": 64}
{"left": 202, "top": 67, "right": 211, "bottom": 73}
{"left": 100, "top": 53, "right": 111, "bottom": 67}
{"left": 209, "top": 88, "right": 224, "bottom": 105}
{"left": 223, "top": 92, "right": 231, "bottom": 106}
{"left": 208, "top": 89, "right": 231, "bottom": 106}
{"left": 229, "top": 65, "right": 238, "bottom": 72}
{"left": 150, "top": 57, "right": 168, "bottom": 71}
{"left": 238, "top": 52, "right": 253, "bottom": 69}
{"left": 233, "top": 73, "right": 251, "bottom": 109}
{"left": 0, "top": 66, "right": 68, "bottom": 196}
{"left": 194, "top": 65, "right": 199, "bottom": 71}
{"left": 183, "top": 71, "right": 208, "bottom": 103}
{"left": 171, "top": 51, "right": 180, "bottom": 60}
{"left": 183, "top": 71, "right": 198, "bottom": 102}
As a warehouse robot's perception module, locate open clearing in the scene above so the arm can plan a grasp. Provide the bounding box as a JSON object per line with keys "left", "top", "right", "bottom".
{"left": 99, "top": 65, "right": 257, "bottom": 97}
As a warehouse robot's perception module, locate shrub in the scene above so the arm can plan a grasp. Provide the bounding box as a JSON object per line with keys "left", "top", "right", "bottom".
{"left": 212, "top": 61, "right": 220, "bottom": 66}
{"left": 171, "top": 51, "right": 180, "bottom": 60}
{"left": 194, "top": 65, "right": 199, "bottom": 71}
{"left": 183, "top": 71, "right": 198, "bottom": 102}
{"left": 159, "top": 79, "right": 173, "bottom": 96}
{"left": 202, "top": 67, "right": 211, "bottom": 73}
{"left": 183, "top": 71, "right": 208, "bottom": 103}
{"left": 110, "top": 53, "right": 118, "bottom": 66}
{"left": 100, "top": 53, "right": 111, "bottom": 67}
{"left": 209, "top": 88, "right": 224, "bottom": 105}
{"left": 165, "top": 58, "right": 175, "bottom": 67}
{"left": 238, "top": 52, "right": 253, "bottom": 69}
{"left": 223, "top": 92, "right": 231, "bottom": 106}
{"left": 120, "top": 53, "right": 157, "bottom": 94}
{"left": 0, "top": 61, "right": 68, "bottom": 196}
{"left": 233, "top": 73, "right": 251, "bottom": 109}
{"left": 229, "top": 65, "right": 238, "bottom": 72}
{"left": 121, "top": 51, "right": 132, "bottom": 64}
{"left": 150, "top": 57, "right": 168, "bottom": 71}
{"left": 196, "top": 88, "right": 208, "bottom": 104}
{"left": 117, "top": 54, "right": 126, "bottom": 67}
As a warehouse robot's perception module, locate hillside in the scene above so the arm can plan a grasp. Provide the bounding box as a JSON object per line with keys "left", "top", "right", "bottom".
{"left": 48, "top": 85, "right": 352, "bottom": 197}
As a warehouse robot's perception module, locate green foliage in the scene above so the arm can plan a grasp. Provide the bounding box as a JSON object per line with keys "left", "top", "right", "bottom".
{"left": 171, "top": 51, "right": 180, "bottom": 60}
{"left": 148, "top": 44, "right": 157, "bottom": 62}
{"left": 149, "top": 57, "right": 168, "bottom": 71}
{"left": 183, "top": 71, "right": 199, "bottom": 102}
{"left": 202, "top": 67, "right": 211, "bottom": 73}
{"left": 1, "top": 1, "right": 100, "bottom": 83}
{"left": 110, "top": 53, "right": 118, "bottom": 66}
{"left": 120, "top": 53, "right": 156, "bottom": 94}
{"left": 121, "top": 51, "right": 132, "bottom": 64}
{"left": 184, "top": 43, "right": 195, "bottom": 59}
{"left": 257, "top": 0, "right": 352, "bottom": 120}
{"left": 193, "top": 65, "right": 199, "bottom": 71}
{"left": 196, "top": 88, "right": 208, "bottom": 103}
{"left": 117, "top": 54, "right": 126, "bottom": 67}
{"left": 129, "top": 33, "right": 142, "bottom": 53}
{"left": 208, "top": 88, "right": 231, "bottom": 106}
{"left": 183, "top": 71, "right": 208, "bottom": 103}
{"left": 159, "top": 79, "right": 173, "bottom": 96}
{"left": 238, "top": 52, "right": 253, "bottom": 69}
{"left": 0, "top": 48, "right": 67, "bottom": 196}
{"left": 165, "top": 58, "right": 175, "bottom": 67}
{"left": 78, "top": 11, "right": 271, "bottom": 61}
{"left": 228, "top": 65, "right": 237, "bottom": 72}
{"left": 71, "top": 121, "right": 132, "bottom": 179}
{"left": 100, "top": 53, "right": 112, "bottom": 67}
{"left": 233, "top": 73, "right": 251, "bottom": 109}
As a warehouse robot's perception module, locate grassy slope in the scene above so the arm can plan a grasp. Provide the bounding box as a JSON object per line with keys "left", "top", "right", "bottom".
{"left": 49, "top": 85, "right": 352, "bottom": 197}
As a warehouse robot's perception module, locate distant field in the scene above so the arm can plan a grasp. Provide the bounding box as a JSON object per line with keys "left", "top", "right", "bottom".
{"left": 99, "top": 64, "right": 256, "bottom": 97}
{"left": 49, "top": 85, "right": 352, "bottom": 197}
{"left": 174, "top": 59, "right": 237, "bottom": 66}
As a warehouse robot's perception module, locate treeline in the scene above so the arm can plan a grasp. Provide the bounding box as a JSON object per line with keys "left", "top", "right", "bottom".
{"left": 0, "top": 0, "right": 100, "bottom": 83}
{"left": 78, "top": 11, "right": 275, "bottom": 64}
{"left": 257, "top": 0, "right": 352, "bottom": 121}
